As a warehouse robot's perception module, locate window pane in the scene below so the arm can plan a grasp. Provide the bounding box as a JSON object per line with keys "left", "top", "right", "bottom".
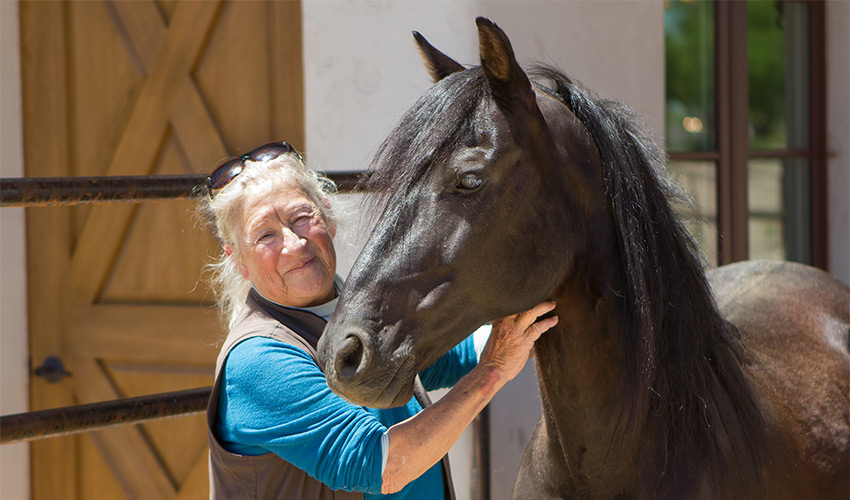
{"left": 665, "top": 0, "right": 716, "bottom": 153}
{"left": 747, "top": 158, "right": 811, "bottom": 263}
{"left": 747, "top": 1, "right": 810, "bottom": 150}
{"left": 668, "top": 160, "right": 718, "bottom": 267}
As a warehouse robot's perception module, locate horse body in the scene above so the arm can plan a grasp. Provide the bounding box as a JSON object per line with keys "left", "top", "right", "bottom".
{"left": 318, "top": 18, "right": 850, "bottom": 499}
{"left": 513, "top": 260, "right": 849, "bottom": 500}
{"left": 709, "top": 261, "right": 850, "bottom": 499}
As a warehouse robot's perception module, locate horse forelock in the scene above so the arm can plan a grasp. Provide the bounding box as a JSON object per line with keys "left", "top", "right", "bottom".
{"left": 532, "top": 65, "right": 768, "bottom": 493}
{"left": 358, "top": 69, "right": 487, "bottom": 217}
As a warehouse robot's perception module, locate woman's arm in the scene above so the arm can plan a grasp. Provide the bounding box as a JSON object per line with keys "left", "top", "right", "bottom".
{"left": 381, "top": 301, "right": 558, "bottom": 494}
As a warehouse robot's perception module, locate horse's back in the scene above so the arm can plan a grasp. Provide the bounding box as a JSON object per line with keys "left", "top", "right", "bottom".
{"left": 711, "top": 260, "right": 848, "bottom": 354}
{"left": 709, "top": 260, "right": 850, "bottom": 499}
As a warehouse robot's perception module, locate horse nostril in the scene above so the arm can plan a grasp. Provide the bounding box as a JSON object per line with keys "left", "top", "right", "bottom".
{"left": 335, "top": 334, "right": 367, "bottom": 379}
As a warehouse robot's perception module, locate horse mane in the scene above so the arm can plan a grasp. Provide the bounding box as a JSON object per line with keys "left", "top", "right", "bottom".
{"left": 530, "top": 65, "right": 768, "bottom": 493}
{"left": 360, "top": 62, "right": 768, "bottom": 493}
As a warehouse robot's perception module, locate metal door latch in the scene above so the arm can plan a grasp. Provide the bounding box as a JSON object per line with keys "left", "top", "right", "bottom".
{"left": 33, "top": 356, "right": 72, "bottom": 383}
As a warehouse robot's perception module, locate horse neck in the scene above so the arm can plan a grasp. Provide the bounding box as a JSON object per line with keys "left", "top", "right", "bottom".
{"left": 532, "top": 258, "right": 648, "bottom": 478}
{"left": 532, "top": 241, "right": 765, "bottom": 496}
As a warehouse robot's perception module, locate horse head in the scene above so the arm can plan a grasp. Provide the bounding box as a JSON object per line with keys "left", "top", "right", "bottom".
{"left": 318, "top": 18, "right": 606, "bottom": 408}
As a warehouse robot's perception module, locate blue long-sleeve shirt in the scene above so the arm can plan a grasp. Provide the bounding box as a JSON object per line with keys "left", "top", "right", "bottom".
{"left": 216, "top": 333, "right": 482, "bottom": 499}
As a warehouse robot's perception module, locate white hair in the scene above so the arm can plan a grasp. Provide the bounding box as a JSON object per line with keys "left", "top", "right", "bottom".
{"left": 197, "top": 153, "right": 337, "bottom": 328}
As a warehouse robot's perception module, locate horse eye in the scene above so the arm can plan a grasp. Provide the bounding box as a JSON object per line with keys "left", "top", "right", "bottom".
{"left": 457, "top": 174, "right": 484, "bottom": 192}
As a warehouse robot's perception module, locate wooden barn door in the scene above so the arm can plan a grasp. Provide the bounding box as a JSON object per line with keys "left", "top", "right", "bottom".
{"left": 19, "top": 1, "right": 304, "bottom": 499}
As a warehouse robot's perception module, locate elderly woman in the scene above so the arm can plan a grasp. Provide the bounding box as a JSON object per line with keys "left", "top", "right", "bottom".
{"left": 200, "top": 141, "right": 558, "bottom": 500}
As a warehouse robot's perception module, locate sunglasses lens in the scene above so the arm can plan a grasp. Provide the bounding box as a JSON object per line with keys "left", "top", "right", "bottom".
{"left": 206, "top": 142, "right": 302, "bottom": 197}
{"left": 207, "top": 158, "right": 245, "bottom": 191}
{"left": 249, "top": 142, "right": 300, "bottom": 163}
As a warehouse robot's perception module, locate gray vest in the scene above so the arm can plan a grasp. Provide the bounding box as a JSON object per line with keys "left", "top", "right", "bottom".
{"left": 207, "top": 291, "right": 362, "bottom": 500}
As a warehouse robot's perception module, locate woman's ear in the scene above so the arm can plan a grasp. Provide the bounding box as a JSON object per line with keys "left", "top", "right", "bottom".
{"left": 224, "top": 244, "right": 251, "bottom": 280}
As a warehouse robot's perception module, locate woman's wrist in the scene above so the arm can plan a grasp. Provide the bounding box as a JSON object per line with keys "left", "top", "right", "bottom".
{"left": 468, "top": 361, "right": 510, "bottom": 401}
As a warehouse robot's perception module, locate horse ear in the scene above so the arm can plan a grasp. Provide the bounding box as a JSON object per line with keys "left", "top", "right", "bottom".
{"left": 475, "top": 17, "right": 535, "bottom": 111}
{"left": 413, "top": 31, "right": 465, "bottom": 82}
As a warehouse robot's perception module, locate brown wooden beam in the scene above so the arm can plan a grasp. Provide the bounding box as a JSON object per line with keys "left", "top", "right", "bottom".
{"left": 716, "top": 0, "right": 750, "bottom": 265}
{"left": 809, "top": 1, "right": 828, "bottom": 270}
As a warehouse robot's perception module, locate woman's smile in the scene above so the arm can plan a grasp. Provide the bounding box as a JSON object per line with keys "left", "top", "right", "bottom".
{"left": 288, "top": 256, "right": 318, "bottom": 274}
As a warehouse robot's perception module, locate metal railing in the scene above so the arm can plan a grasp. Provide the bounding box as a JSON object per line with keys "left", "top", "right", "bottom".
{"left": 0, "top": 171, "right": 363, "bottom": 444}
{"left": 1, "top": 388, "right": 211, "bottom": 445}
{"left": 0, "top": 171, "right": 362, "bottom": 207}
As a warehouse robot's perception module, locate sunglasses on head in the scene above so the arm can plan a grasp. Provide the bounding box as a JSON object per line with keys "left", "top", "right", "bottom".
{"left": 206, "top": 141, "right": 302, "bottom": 196}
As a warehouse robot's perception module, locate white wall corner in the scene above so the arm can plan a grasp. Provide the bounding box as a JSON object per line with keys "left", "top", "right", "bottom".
{"left": 0, "top": 1, "right": 31, "bottom": 499}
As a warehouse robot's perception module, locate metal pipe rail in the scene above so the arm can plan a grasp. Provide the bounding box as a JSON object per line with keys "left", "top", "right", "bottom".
{"left": 0, "top": 171, "right": 363, "bottom": 443}
{"left": 0, "top": 171, "right": 363, "bottom": 207}
{"left": 0, "top": 387, "right": 212, "bottom": 444}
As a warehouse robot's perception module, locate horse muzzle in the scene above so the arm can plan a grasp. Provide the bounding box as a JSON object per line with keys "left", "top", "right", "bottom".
{"left": 318, "top": 324, "right": 417, "bottom": 409}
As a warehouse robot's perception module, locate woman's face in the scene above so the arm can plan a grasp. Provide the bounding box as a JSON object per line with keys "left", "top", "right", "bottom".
{"left": 230, "top": 183, "right": 337, "bottom": 307}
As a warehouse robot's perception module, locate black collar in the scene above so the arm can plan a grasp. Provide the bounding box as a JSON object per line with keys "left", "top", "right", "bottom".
{"left": 249, "top": 288, "right": 327, "bottom": 350}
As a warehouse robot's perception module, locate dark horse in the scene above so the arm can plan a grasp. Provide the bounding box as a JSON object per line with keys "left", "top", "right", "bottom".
{"left": 318, "top": 18, "right": 850, "bottom": 499}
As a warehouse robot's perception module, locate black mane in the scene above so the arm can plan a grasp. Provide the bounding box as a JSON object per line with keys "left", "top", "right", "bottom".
{"left": 533, "top": 66, "right": 768, "bottom": 493}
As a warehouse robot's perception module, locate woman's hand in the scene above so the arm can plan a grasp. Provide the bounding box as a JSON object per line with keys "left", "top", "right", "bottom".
{"left": 479, "top": 301, "right": 559, "bottom": 382}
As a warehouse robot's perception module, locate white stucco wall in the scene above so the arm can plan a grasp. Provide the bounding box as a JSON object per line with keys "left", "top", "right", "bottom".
{"left": 303, "top": 2, "right": 664, "bottom": 499}
{"left": 302, "top": 1, "right": 665, "bottom": 175}
{"left": 0, "top": 1, "right": 31, "bottom": 499}
{"left": 827, "top": 0, "right": 850, "bottom": 286}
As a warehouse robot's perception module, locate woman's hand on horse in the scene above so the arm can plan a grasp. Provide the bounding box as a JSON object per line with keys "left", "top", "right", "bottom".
{"left": 481, "top": 301, "right": 558, "bottom": 382}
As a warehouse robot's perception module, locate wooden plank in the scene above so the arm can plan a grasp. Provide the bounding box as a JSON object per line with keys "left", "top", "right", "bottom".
{"left": 67, "top": 304, "right": 222, "bottom": 364}
{"left": 69, "top": 0, "right": 223, "bottom": 305}
{"left": 75, "top": 359, "right": 177, "bottom": 500}
{"left": 108, "top": 0, "right": 166, "bottom": 68}
{"left": 172, "top": 71, "right": 230, "bottom": 172}
{"left": 173, "top": 448, "right": 211, "bottom": 500}
{"left": 96, "top": 162, "right": 217, "bottom": 303}
{"left": 111, "top": 0, "right": 228, "bottom": 171}
{"left": 102, "top": 0, "right": 223, "bottom": 177}
{"left": 271, "top": 0, "right": 305, "bottom": 149}
{"left": 20, "top": 2, "right": 77, "bottom": 499}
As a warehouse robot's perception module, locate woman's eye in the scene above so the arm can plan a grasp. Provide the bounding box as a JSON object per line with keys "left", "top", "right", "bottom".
{"left": 293, "top": 214, "right": 314, "bottom": 226}
{"left": 457, "top": 174, "right": 484, "bottom": 192}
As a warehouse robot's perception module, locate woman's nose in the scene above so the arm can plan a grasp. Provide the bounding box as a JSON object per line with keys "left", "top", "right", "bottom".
{"left": 280, "top": 227, "right": 306, "bottom": 253}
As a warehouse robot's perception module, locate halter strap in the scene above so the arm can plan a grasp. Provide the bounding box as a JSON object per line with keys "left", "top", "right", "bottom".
{"left": 413, "top": 375, "right": 457, "bottom": 500}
